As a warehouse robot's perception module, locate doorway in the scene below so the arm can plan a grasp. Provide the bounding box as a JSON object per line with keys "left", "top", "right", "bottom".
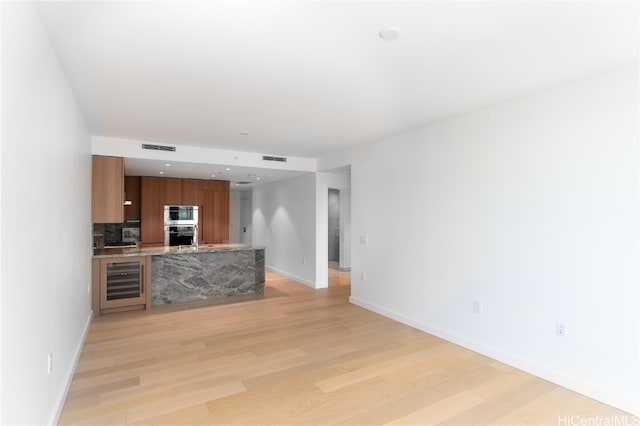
{"left": 328, "top": 188, "right": 340, "bottom": 268}
{"left": 328, "top": 187, "right": 351, "bottom": 287}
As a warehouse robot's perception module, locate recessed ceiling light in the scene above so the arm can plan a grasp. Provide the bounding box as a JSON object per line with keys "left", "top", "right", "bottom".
{"left": 240, "top": 131, "right": 252, "bottom": 136}
{"left": 159, "top": 171, "right": 164, "bottom": 175}
{"left": 379, "top": 27, "right": 401, "bottom": 41}
{"left": 211, "top": 174, "right": 216, "bottom": 178}
{"left": 226, "top": 167, "right": 231, "bottom": 171}
{"left": 165, "top": 163, "right": 171, "bottom": 167}
{"left": 256, "top": 177, "right": 261, "bottom": 180}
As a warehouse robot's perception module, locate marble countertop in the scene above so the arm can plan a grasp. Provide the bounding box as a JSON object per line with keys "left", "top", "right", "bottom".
{"left": 93, "top": 244, "right": 264, "bottom": 259}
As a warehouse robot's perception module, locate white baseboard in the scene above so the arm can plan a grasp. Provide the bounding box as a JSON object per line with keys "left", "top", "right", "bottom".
{"left": 267, "top": 265, "right": 316, "bottom": 288}
{"left": 49, "top": 310, "right": 93, "bottom": 425}
{"left": 349, "top": 296, "right": 639, "bottom": 416}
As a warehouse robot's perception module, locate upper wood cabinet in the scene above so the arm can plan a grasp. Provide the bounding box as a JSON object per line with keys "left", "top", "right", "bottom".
{"left": 163, "top": 178, "right": 182, "bottom": 205}
{"left": 92, "top": 156, "right": 124, "bottom": 223}
{"left": 181, "top": 179, "right": 199, "bottom": 205}
{"left": 124, "top": 176, "right": 141, "bottom": 221}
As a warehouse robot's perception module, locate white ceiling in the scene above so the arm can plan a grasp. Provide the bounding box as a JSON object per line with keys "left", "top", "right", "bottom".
{"left": 36, "top": 1, "right": 638, "bottom": 161}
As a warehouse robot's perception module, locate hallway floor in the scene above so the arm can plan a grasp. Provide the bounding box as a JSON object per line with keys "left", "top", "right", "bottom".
{"left": 328, "top": 264, "right": 351, "bottom": 287}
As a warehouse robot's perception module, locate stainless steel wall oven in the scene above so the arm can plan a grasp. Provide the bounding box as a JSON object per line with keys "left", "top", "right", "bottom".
{"left": 164, "top": 205, "right": 198, "bottom": 246}
{"left": 164, "top": 225, "right": 197, "bottom": 246}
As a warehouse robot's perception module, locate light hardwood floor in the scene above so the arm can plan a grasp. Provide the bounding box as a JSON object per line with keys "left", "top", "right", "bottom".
{"left": 60, "top": 271, "right": 631, "bottom": 425}
{"left": 328, "top": 266, "right": 351, "bottom": 287}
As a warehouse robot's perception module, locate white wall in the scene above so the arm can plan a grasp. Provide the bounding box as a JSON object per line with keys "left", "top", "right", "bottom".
{"left": 239, "top": 190, "right": 253, "bottom": 244}
{"left": 252, "top": 174, "right": 317, "bottom": 287}
{"left": 339, "top": 189, "right": 351, "bottom": 270}
{"left": 229, "top": 190, "right": 241, "bottom": 243}
{"left": 1, "top": 3, "right": 93, "bottom": 424}
{"left": 349, "top": 64, "right": 639, "bottom": 414}
{"left": 314, "top": 173, "right": 329, "bottom": 287}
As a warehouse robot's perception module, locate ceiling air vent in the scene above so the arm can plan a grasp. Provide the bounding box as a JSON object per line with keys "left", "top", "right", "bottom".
{"left": 262, "top": 155, "right": 287, "bottom": 162}
{"left": 142, "top": 143, "right": 176, "bottom": 152}
{"left": 236, "top": 181, "right": 252, "bottom": 185}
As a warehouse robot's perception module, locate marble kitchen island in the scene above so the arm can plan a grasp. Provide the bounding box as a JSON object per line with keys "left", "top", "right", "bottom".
{"left": 93, "top": 244, "right": 265, "bottom": 309}
{"left": 151, "top": 247, "right": 265, "bottom": 305}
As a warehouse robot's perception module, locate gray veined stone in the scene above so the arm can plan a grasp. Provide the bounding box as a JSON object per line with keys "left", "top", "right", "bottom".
{"left": 151, "top": 249, "right": 265, "bottom": 305}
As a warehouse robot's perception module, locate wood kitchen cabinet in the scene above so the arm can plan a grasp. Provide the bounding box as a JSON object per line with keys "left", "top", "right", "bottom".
{"left": 181, "top": 179, "right": 199, "bottom": 205}
{"left": 124, "top": 176, "right": 141, "bottom": 221}
{"left": 198, "top": 189, "right": 216, "bottom": 243}
{"left": 92, "top": 156, "right": 124, "bottom": 223}
{"left": 163, "top": 178, "right": 182, "bottom": 205}
{"left": 212, "top": 188, "right": 229, "bottom": 242}
{"left": 92, "top": 256, "right": 151, "bottom": 315}
{"left": 198, "top": 180, "right": 230, "bottom": 244}
{"left": 140, "top": 177, "right": 229, "bottom": 245}
{"left": 140, "top": 177, "right": 164, "bottom": 245}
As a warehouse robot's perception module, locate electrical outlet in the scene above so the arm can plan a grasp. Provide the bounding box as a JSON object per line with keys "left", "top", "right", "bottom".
{"left": 556, "top": 322, "right": 566, "bottom": 338}
{"left": 302, "top": 257, "right": 306, "bottom": 265}
{"left": 360, "top": 272, "right": 366, "bottom": 281}
{"left": 473, "top": 300, "right": 482, "bottom": 314}
{"left": 47, "top": 352, "right": 53, "bottom": 375}
{"left": 360, "top": 235, "right": 367, "bottom": 245}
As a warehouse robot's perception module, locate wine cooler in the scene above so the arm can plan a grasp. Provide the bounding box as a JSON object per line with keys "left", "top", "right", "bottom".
{"left": 99, "top": 256, "right": 146, "bottom": 310}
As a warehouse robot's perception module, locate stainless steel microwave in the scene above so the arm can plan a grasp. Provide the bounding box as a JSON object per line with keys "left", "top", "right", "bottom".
{"left": 164, "top": 205, "right": 198, "bottom": 225}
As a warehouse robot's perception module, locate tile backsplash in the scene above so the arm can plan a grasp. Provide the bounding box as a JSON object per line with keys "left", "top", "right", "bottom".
{"left": 93, "top": 222, "right": 140, "bottom": 248}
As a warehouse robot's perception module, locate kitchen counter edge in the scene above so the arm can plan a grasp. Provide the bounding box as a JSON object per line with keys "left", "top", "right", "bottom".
{"left": 93, "top": 244, "right": 265, "bottom": 259}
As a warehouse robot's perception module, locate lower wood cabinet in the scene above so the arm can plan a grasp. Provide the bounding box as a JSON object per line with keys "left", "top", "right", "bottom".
{"left": 92, "top": 256, "right": 151, "bottom": 315}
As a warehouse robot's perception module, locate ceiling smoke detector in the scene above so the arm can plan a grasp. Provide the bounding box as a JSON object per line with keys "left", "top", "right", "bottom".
{"left": 379, "top": 27, "right": 401, "bottom": 41}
